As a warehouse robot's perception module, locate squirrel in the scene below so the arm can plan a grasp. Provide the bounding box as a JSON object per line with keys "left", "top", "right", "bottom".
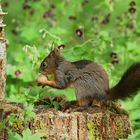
{"left": 37, "top": 45, "right": 140, "bottom": 107}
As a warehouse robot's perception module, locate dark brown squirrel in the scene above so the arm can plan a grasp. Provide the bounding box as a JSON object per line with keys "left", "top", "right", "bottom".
{"left": 37, "top": 46, "right": 140, "bottom": 107}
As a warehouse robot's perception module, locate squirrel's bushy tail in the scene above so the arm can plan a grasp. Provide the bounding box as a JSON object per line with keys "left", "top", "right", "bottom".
{"left": 109, "top": 63, "right": 140, "bottom": 100}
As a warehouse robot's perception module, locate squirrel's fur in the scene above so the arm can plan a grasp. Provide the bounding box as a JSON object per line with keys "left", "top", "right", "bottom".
{"left": 38, "top": 46, "right": 140, "bottom": 106}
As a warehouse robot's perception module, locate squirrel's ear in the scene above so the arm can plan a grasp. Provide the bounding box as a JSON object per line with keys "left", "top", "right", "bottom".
{"left": 50, "top": 44, "right": 65, "bottom": 57}
{"left": 51, "top": 47, "right": 60, "bottom": 56}
{"left": 57, "top": 44, "right": 65, "bottom": 50}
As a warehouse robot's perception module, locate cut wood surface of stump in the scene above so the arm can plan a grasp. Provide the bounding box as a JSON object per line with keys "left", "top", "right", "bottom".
{"left": 0, "top": 100, "right": 132, "bottom": 140}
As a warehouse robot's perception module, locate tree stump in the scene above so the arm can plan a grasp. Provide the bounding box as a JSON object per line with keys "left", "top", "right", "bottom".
{"left": 0, "top": 4, "right": 6, "bottom": 99}
{"left": 0, "top": 100, "right": 132, "bottom": 140}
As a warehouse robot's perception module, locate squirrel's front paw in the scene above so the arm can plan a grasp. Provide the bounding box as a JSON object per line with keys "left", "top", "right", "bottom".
{"left": 37, "top": 74, "right": 48, "bottom": 86}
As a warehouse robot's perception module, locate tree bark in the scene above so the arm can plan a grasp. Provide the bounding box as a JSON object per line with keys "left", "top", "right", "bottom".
{"left": 0, "top": 100, "right": 132, "bottom": 140}
{"left": 0, "top": 4, "right": 6, "bottom": 99}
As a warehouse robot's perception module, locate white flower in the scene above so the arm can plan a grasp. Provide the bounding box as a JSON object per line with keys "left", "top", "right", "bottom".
{"left": 29, "top": 54, "right": 33, "bottom": 61}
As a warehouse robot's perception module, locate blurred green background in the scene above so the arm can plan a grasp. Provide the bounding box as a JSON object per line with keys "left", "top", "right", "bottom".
{"left": 2, "top": 0, "right": 140, "bottom": 139}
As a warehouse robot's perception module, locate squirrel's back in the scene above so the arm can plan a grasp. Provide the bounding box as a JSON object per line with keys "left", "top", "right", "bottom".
{"left": 69, "top": 60, "right": 109, "bottom": 101}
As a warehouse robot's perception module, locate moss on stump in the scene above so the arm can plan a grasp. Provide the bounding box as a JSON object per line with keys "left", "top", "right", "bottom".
{"left": 0, "top": 100, "right": 132, "bottom": 140}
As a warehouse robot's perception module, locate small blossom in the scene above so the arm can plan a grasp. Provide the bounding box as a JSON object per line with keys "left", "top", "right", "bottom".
{"left": 4, "top": 111, "right": 11, "bottom": 119}
{"left": 75, "top": 29, "right": 83, "bottom": 37}
{"left": 129, "top": 1, "right": 136, "bottom": 7}
{"left": 58, "top": 44, "right": 65, "bottom": 50}
{"left": 102, "top": 18, "right": 110, "bottom": 25}
{"left": 23, "top": 0, "right": 31, "bottom": 10}
{"left": 29, "top": 54, "right": 33, "bottom": 61}
{"left": 15, "top": 70, "right": 21, "bottom": 77}
{"left": 68, "top": 16, "right": 76, "bottom": 21}
{"left": 91, "top": 16, "right": 98, "bottom": 22}
{"left": 43, "top": 10, "right": 54, "bottom": 18}
{"left": 110, "top": 52, "right": 117, "bottom": 59}
{"left": 111, "top": 60, "right": 119, "bottom": 65}
{"left": 11, "top": 18, "right": 16, "bottom": 23}
{"left": 2, "top": 2, "right": 8, "bottom": 8}
{"left": 27, "top": 82, "right": 33, "bottom": 89}
{"left": 82, "top": 0, "right": 89, "bottom": 6}
{"left": 128, "top": 7, "right": 136, "bottom": 14}
{"left": 11, "top": 29, "right": 18, "bottom": 35}
{"left": 23, "top": 45, "right": 29, "bottom": 52}
{"left": 127, "top": 23, "right": 134, "bottom": 29}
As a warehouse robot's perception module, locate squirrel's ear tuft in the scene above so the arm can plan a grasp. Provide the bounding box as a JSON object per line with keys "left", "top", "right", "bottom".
{"left": 50, "top": 44, "right": 65, "bottom": 57}
{"left": 58, "top": 44, "right": 65, "bottom": 50}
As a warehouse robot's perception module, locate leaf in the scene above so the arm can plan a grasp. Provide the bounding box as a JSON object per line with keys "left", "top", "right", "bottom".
{"left": 30, "top": 133, "right": 44, "bottom": 140}
{"left": 22, "top": 128, "right": 32, "bottom": 140}
{"left": 22, "top": 128, "right": 43, "bottom": 140}
{"left": 8, "top": 130, "right": 22, "bottom": 140}
{"left": 99, "top": 31, "right": 110, "bottom": 41}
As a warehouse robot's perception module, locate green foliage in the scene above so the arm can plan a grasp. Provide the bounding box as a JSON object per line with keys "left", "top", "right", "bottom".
{"left": 0, "top": 112, "right": 39, "bottom": 140}
{"left": 8, "top": 128, "right": 43, "bottom": 140}
{"left": 34, "top": 94, "right": 66, "bottom": 110}
{"left": 0, "top": 111, "right": 41, "bottom": 140}
{"left": 2, "top": 0, "right": 140, "bottom": 139}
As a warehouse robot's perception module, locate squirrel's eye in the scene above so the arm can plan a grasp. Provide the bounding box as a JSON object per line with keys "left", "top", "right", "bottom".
{"left": 42, "top": 62, "right": 47, "bottom": 67}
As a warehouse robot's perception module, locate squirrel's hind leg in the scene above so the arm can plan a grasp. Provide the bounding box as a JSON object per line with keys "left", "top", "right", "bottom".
{"left": 77, "top": 96, "right": 93, "bottom": 107}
